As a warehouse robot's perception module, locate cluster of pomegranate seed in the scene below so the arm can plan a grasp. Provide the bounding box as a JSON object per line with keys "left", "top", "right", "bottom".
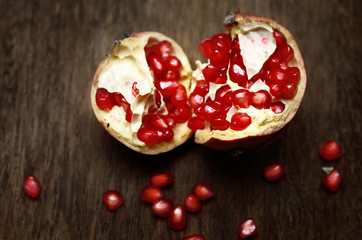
{"left": 103, "top": 190, "right": 124, "bottom": 211}
{"left": 320, "top": 140, "right": 343, "bottom": 192}
{"left": 140, "top": 172, "right": 214, "bottom": 232}
{"left": 23, "top": 175, "right": 41, "bottom": 198}
{"left": 189, "top": 29, "right": 300, "bottom": 132}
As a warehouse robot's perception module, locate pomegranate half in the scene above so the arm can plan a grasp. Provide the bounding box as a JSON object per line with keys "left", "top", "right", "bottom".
{"left": 91, "top": 32, "right": 193, "bottom": 155}
{"left": 191, "top": 12, "right": 307, "bottom": 151}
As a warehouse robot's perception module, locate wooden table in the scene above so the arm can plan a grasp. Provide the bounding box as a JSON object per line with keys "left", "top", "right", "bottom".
{"left": 1, "top": 0, "right": 361, "bottom": 239}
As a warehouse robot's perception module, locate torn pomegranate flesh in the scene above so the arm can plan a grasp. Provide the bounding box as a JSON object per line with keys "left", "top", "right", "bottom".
{"left": 103, "top": 190, "right": 124, "bottom": 211}
{"left": 23, "top": 176, "right": 41, "bottom": 198}
{"left": 238, "top": 218, "right": 258, "bottom": 239}
{"left": 323, "top": 169, "right": 342, "bottom": 192}
{"left": 192, "top": 29, "right": 301, "bottom": 132}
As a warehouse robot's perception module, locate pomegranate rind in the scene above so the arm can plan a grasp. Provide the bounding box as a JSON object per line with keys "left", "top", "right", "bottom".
{"left": 91, "top": 32, "right": 193, "bottom": 155}
{"left": 193, "top": 13, "right": 307, "bottom": 151}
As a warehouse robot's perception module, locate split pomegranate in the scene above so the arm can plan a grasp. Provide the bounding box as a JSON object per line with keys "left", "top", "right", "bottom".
{"left": 184, "top": 193, "right": 202, "bottom": 213}
{"left": 319, "top": 140, "right": 342, "bottom": 161}
{"left": 91, "top": 32, "right": 192, "bottom": 155}
{"left": 238, "top": 218, "right": 258, "bottom": 239}
{"left": 322, "top": 169, "right": 342, "bottom": 192}
{"left": 192, "top": 12, "right": 306, "bottom": 151}
{"left": 263, "top": 162, "right": 286, "bottom": 181}
{"left": 180, "top": 234, "right": 206, "bottom": 240}
{"left": 103, "top": 190, "right": 124, "bottom": 211}
{"left": 23, "top": 176, "right": 41, "bottom": 198}
{"left": 192, "top": 183, "right": 215, "bottom": 201}
{"left": 169, "top": 204, "right": 187, "bottom": 230}
{"left": 140, "top": 185, "right": 164, "bottom": 203}
{"left": 152, "top": 198, "right": 174, "bottom": 218}
{"left": 150, "top": 172, "right": 174, "bottom": 187}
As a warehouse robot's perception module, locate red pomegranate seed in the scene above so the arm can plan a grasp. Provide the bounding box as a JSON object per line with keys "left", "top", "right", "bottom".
{"left": 267, "top": 57, "right": 280, "bottom": 69}
{"left": 282, "top": 82, "right": 297, "bottom": 99}
{"left": 180, "top": 234, "right": 206, "bottom": 240}
{"left": 171, "top": 85, "right": 188, "bottom": 107}
{"left": 155, "top": 80, "right": 180, "bottom": 97}
{"left": 192, "top": 183, "right": 214, "bottom": 201}
{"left": 132, "top": 82, "right": 139, "bottom": 97}
{"left": 220, "top": 102, "right": 232, "bottom": 114}
{"left": 286, "top": 67, "right": 301, "bottom": 84}
{"left": 161, "top": 70, "right": 180, "bottom": 81}
{"left": 210, "top": 112, "right": 229, "bottom": 131}
{"left": 238, "top": 218, "right": 258, "bottom": 239}
{"left": 103, "top": 190, "right": 124, "bottom": 211}
{"left": 152, "top": 198, "right": 174, "bottom": 218}
{"left": 202, "top": 64, "right": 219, "bottom": 83}
{"left": 197, "top": 101, "right": 222, "bottom": 121}
{"left": 165, "top": 115, "right": 176, "bottom": 128}
{"left": 151, "top": 172, "right": 174, "bottom": 187}
{"left": 188, "top": 117, "right": 205, "bottom": 132}
{"left": 125, "top": 108, "right": 133, "bottom": 122}
{"left": 215, "top": 85, "right": 232, "bottom": 103}
{"left": 199, "top": 37, "right": 213, "bottom": 59}
{"left": 147, "top": 52, "right": 165, "bottom": 74}
{"left": 143, "top": 114, "right": 170, "bottom": 132}
{"left": 194, "top": 80, "right": 209, "bottom": 96}
{"left": 173, "top": 105, "right": 191, "bottom": 123}
{"left": 322, "top": 169, "right": 342, "bottom": 192}
{"left": 229, "top": 63, "right": 247, "bottom": 84}
{"left": 184, "top": 193, "right": 201, "bottom": 213}
{"left": 140, "top": 185, "right": 163, "bottom": 203}
{"left": 214, "top": 70, "right": 227, "bottom": 84}
{"left": 278, "top": 45, "right": 294, "bottom": 62}
{"left": 269, "top": 83, "right": 283, "bottom": 98}
{"left": 273, "top": 29, "right": 286, "bottom": 46}
{"left": 230, "top": 112, "right": 252, "bottom": 131}
{"left": 211, "top": 33, "right": 231, "bottom": 53}
{"left": 319, "top": 140, "right": 342, "bottom": 161}
{"left": 96, "top": 88, "right": 114, "bottom": 111}
{"left": 251, "top": 90, "right": 272, "bottom": 109}
{"left": 209, "top": 50, "right": 228, "bottom": 69}
{"left": 163, "top": 129, "right": 174, "bottom": 142}
{"left": 23, "top": 176, "right": 41, "bottom": 198}
{"left": 232, "top": 89, "right": 252, "bottom": 108}
{"left": 263, "top": 162, "right": 286, "bottom": 181}
{"left": 165, "top": 56, "right": 182, "bottom": 71}
{"left": 188, "top": 92, "right": 204, "bottom": 108}
{"left": 268, "top": 68, "right": 286, "bottom": 85}
{"left": 240, "top": 80, "right": 255, "bottom": 89}
{"left": 137, "top": 128, "right": 163, "bottom": 146}
{"left": 270, "top": 101, "right": 285, "bottom": 114}
{"left": 169, "top": 204, "right": 186, "bottom": 231}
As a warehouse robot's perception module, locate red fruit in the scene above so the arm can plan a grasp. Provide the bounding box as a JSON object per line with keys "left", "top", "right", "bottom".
{"left": 229, "top": 63, "right": 247, "bottom": 84}
{"left": 286, "top": 67, "right": 301, "bottom": 84}
{"left": 184, "top": 193, "right": 201, "bottom": 213}
{"left": 140, "top": 185, "right": 164, "bottom": 203}
{"left": 270, "top": 101, "right": 285, "bottom": 114}
{"left": 210, "top": 50, "right": 228, "bottom": 69}
{"left": 202, "top": 64, "right": 219, "bottom": 83}
{"left": 103, "top": 190, "right": 124, "bottom": 211}
{"left": 173, "top": 105, "right": 191, "bottom": 123}
{"left": 155, "top": 80, "right": 180, "bottom": 97}
{"left": 319, "top": 140, "right": 342, "bottom": 161}
{"left": 263, "top": 162, "right": 286, "bottom": 181}
{"left": 143, "top": 114, "right": 170, "bottom": 132}
{"left": 151, "top": 172, "right": 174, "bottom": 187}
{"left": 232, "top": 89, "right": 252, "bottom": 108}
{"left": 215, "top": 85, "right": 232, "bottom": 103}
{"left": 96, "top": 88, "right": 114, "bottom": 111}
{"left": 210, "top": 112, "right": 229, "bottom": 131}
{"left": 157, "top": 40, "right": 172, "bottom": 58}
{"left": 152, "top": 198, "right": 174, "bottom": 218}
{"left": 282, "top": 82, "right": 297, "bottom": 99}
{"left": 322, "top": 169, "right": 342, "bottom": 192}
{"left": 165, "top": 56, "right": 182, "bottom": 71}
{"left": 251, "top": 90, "right": 272, "bottom": 109}
{"left": 147, "top": 52, "right": 165, "bottom": 74}
{"left": 171, "top": 85, "right": 188, "bottom": 107}
{"left": 230, "top": 112, "right": 251, "bottom": 131}
{"left": 188, "top": 92, "right": 204, "bottom": 108}
{"left": 199, "top": 37, "right": 213, "bottom": 59}
{"left": 192, "top": 183, "right": 215, "bottom": 201}
{"left": 23, "top": 176, "right": 41, "bottom": 198}
{"left": 137, "top": 127, "right": 163, "bottom": 146}
{"left": 278, "top": 45, "right": 294, "bottom": 62}
{"left": 161, "top": 70, "right": 181, "bottom": 81}
{"left": 238, "top": 218, "right": 258, "bottom": 239}
{"left": 180, "top": 234, "right": 206, "bottom": 240}
{"left": 211, "top": 33, "right": 231, "bottom": 53}
{"left": 269, "top": 83, "right": 283, "bottom": 98}
{"left": 188, "top": 117, "right": 205, "bottom": 132}
{"left": 169, "top": 204, "right": 186, "bottom": 231}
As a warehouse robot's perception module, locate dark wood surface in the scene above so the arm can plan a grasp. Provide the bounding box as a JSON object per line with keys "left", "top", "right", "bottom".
{"left": 1, "top": 0, "right": 361, "bottom": 239}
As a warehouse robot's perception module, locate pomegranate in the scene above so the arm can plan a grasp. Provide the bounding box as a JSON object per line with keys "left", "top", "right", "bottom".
{"left": 180, "top": 234, "right": 206, "bottom": 240}
{"left": 23, "top": 176, "right": 41, "bottom": 198}
{"left": 319, "top": 140, "right": 342, "bottom": 161}
{"left": 91, "top": 32, "right": 193, "bottom": 155}
{"left": 238, "top": 218, "right": 258, "bottom": 239}
{"left": 322, "top": 169, "right": 342, "bottom": 192}
{"left": 103, "top": 190, "right": 124, "bottom": 211}
{"left": 191, "top": 12, "right": 306, "bottom": 151}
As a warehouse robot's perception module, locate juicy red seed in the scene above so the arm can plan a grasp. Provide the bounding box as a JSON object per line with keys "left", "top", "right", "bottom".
{"left": 267, "top": 57, "right": 280, "bottom": 69}
{"left": 270, "top": 101, "right": 285, "bottom": 114}
{"left": 232, "top": 89, "right": 252, "bottom": 108}
{"left": 273, "top": 29, "right": 286, "bottom": 46}
{"left": 163, "top": 130, "right": 174, "bottom": 142}
{"left": 240, "top": 80, "right": 255, "bottom": 89}
{"left": 184, "top": 193, "right": 202, "bottom": 213}
{"left": 231, "top": 36, "right": 240, "bottom": 52}
{"left": 152, "top": 198, "right": 174, "bottom": 218}
{"left": 157, "top": 40, "right": 172, "bottom": 58}
{"left": 194, "top": 80, "right": 209, "bottom": 96}
{"left": 287, "top": 67, "right": 301, "bottom": 84}
{"left": 188, "top": 92, "right": 204, "bottom": 108}
{"left": 251, "top": 90, "right": 272, "bottom": 109}
{"left": 147, "top": 52, "right": 165, "bottom": 74}
{"left": 215, "top": 85, "right": 232, "bottom": 103}
{"left": 209, "top": 50, "right": 229, "bottom": 69}
{"left": 279, "top": 62, "right": 288, "bottom": 71}
{"left": 126, "top": 108, "right": 133, "bottom": 122}
{"left": 151, "top": 172, "right": 174, "bottom": 187}
{"left": 188, "top": 117, "right": 205, "bottom": 132}
{"left": 169, "top": 204, "right": 186, "bottom": 231}
{"left": 238, "top": 218, "right": 258, "bottom": 239}
{"left": 180, "top": 234, "right": 206, "bottom": 240}
{"left": 165, "top": 56, "right": 182, "bottom": 71}
{"left": 143, "top": 114, "right": 170, "bottom": 132}
{"left": 192, "top": 183, "right": 214, "bottom": 201}
{"left": 140, "top": 185, "right": 163, "bottom": 203}
{"left": 210, "top": 112, "right": 229, "bottom": 131}
{"left": 319, "top": 140, "right": 342, "bottom": 161}
{"left": 155, "top": 80, "right": 180, "bottom": 97}
{"left": 323, "top": 169, "right": 342, "bottom": 192}
{"left": 199, "top": 37, "right": 213, "bottom": 59}
{"left": 202, "top": 64, "right": 219, "bottom": 83}
{"left": 282, "top": 82, "right": 297, "bottom": 99}
{"left": 23, "top": 176, "right": 41, "bottom": 198}
{"left": 171, "top": 85, "right": 187, "bottom": 107}
{"left": 278, "top": 45, "right": 294, "bottom": 62}
{"left": 173, "top": 105, "right": 191, "bottom": 123}
{"left": 131, "top": 82, "right": 139, "bottom": 97}
{"left": 96, "top": 88, "right": 114, "bottom": 111}
{"left": 214, "top": 71, "right": 227, "bottom": 84}
{"left": 229, "top": 63, "right": 247, "bottom": 84}
{"left": 165, "top": 115, "right": 176, "bottom": 128}
{"left": 269, "top": 83, "right": 283, "bottom": 98}
{"left": 268, "top": 68, "right": 286, "bottom": 84}
{"left": 211, "top": 33, "right": 231, "bottom": 53}
{"left": 263, "top": 162, "right": 286, "bottom": 181}
{"left": 103, "top": 190, "right": 124, "bottom": 211}
{"left": 198, "top": 102, "right": 222, "bottom": 121}
{"left": 137, "top": 127, "right": 163, "bottom": 146}
{"left": 165, "top": 101, "right": 174, "bottom": 113}
{"left": 230, "top": 112, "right": 252, "bottom": 131}
{"left": 161, "top": 70, "right": 180, "bottom": 81}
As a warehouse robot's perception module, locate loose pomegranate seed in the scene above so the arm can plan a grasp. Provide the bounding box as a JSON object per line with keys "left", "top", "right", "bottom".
{"left": 322, "top": 169, "right": 342, "bottom": 192}
{"left": 192, "top": 183, "right": 214, "bottom": 201}
{"left": 232, "top": 89, "right": 252, "bottom": 108}
{"left": 155, "top": 80, "right": 180, "bottom": 97}
{"left": 23, "top": 176, "right": 41, "bottom": 198}
{"left": 210, "top": 112, "right": 229, "bottom": 131}
{"left": 184, "top": 193, "right": 201, "bottom": 213}
{"left": 230, "top": 112, "right": 252, "bottom": 131}
{"left": 151, "top": 172, "right": 174, "bottom": 187}
{"left": 251, "top": 90, "right": 272, "bottom": 109}
{"left": 286, "top": 67, "right": 301, "bottom": 84}
{"left": 140, "top": 185, "right": 164, "bottom": 203}
{"left": 263, "top": 162, "right": 286, "bottom": 181}
{"left": 161, "top": 70, "right": 181, "bottom": 81}
{"left": 165, "top": 56, "right": 182, "bottom": 71}
{"left": 282, "top": 82, "right": 297, "bottom": 99}
{"left": 147, "top": 52, "right": 165, "bottom": 74}
{"left": 202, "top": 64, "right": 219, "bottom": 83}
{"left": 96, "top": 88, "right": 114, "bottom": 111}
{"left": 188, "top": 117, "right": 205, "bottom": 132}
{"left": 169, "top": 204, "right": 187, "bottom": 231}
{"left": 173, "top": 105, "right": 191, "bottom": 123}
{"left": 152, "top": 198, "right": 174, "bottom": 218}
{"left": 238, "top": 218, "right": 258, "bottom": 239}
{"left": 270, "top": 101, "right": 285, "bottom": 114}
{"left": 103, "top": 190, "right": 124, "bottom": 211}
{"left": 137, "top": 127, "right": 163, "bottom": 146}
{"left": 180, "top": 234, "right": 206, "bottom": 240}
{"left": 319, "top": 140, "right": 342, "bottom": 161}
{"left": 199, "top": 37, "right": 213, "bottom": 59}
{"left": 171, "top": 85, "right": 188, "bottom": 107}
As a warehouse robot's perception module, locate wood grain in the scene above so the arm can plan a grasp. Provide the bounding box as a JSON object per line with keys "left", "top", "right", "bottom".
{"left": 1, "top": 0, "right": 361, "bottom": 239}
